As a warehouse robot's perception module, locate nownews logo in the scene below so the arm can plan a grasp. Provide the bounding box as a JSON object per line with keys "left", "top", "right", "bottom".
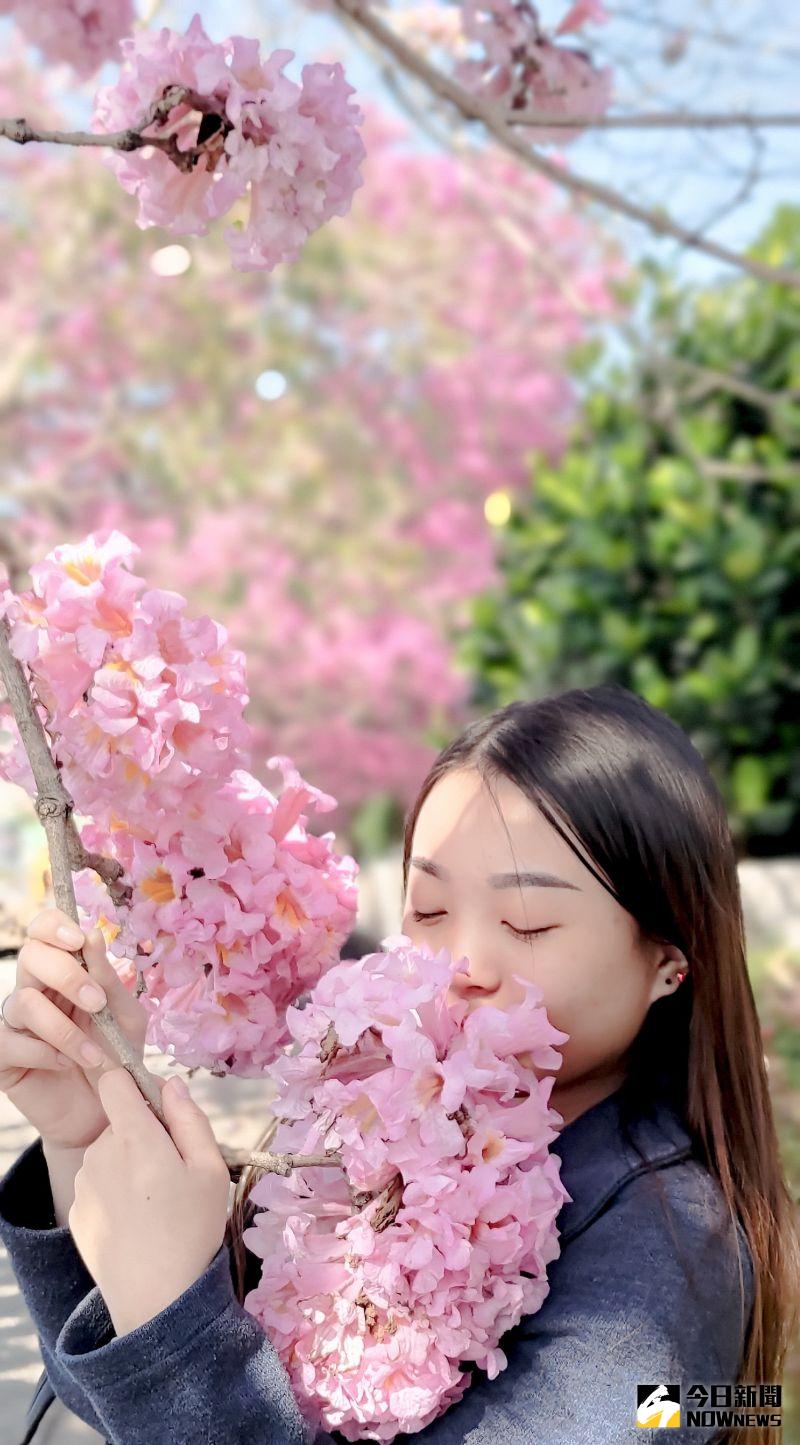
{"left": 637, "top": 1385, "right": 681, "bottom": 1428}
{"left": 637, "top": 1383, "right": 782, "bottom": 1430}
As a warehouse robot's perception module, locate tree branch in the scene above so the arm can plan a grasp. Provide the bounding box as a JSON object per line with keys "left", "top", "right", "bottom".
{"left": 0, "top": 611, "right": 385, "bottom": 1197}
{"left": 511, "top": 110, "right": 800, "bottom": 132}
{"left": 330, "top": 0, "right": 800, "bottom": 292}
{"left": 663, "top": 354, "right": 800, "bottom": 412}
{"left": 0, "top": 85, "right": 231, "bottom": 173}
{"left": 1, "top": 12, "right": 794, "bottom": 287}
{"left": 220, "top": 1143, "right": 345, "bottom": 1179}
{"left": 0, "top": 615, "right": 171, "bottom": 1119}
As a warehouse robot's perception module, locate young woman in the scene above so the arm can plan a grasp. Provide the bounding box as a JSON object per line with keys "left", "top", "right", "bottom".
{"left": 1, "top": 683, "right": 798, "bottom": 1445}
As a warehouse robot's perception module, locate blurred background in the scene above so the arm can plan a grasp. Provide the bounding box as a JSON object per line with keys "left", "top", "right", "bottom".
{"left": 0, "top": 0, "right": 798, "bottom": 1439}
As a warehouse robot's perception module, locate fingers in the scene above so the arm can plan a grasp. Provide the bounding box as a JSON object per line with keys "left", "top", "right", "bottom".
{"left": 80, "top": 932, "right": 148, "bottom": 1050}
{"left": 0, "top": 1027, "right": 71, "bottom": 1073}
{"left": 3, "top": 986, "right": 108, "bottom": 1069}
{"left": 96, "top": 1066, "right": 165, "bottom": 1144}
{"left": 17, "top": 937, "right": 107, "bottom": 1014}
{"left": 96, "top": 1070, "right": 226, "bottom": 1179}
{"left": 19, "top": 914, "right": 148, "bottom": 1055}
{"left": 160, "top": 1074, "right": 227, "bottom": 1171}
{"left": 25, "top": 907, "right": 85, "bottom": 951}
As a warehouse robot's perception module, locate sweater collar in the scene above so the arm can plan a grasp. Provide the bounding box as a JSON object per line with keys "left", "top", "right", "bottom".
{"left": 551, "top": 1085, "right": 694, "bottom": 1245}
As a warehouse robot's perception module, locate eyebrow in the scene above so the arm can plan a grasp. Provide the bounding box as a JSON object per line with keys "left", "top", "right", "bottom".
{"left": 409, "top": 856, "right": 581, "bottom": 890}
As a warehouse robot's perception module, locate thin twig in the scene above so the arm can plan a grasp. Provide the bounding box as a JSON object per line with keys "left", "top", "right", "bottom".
{"left": 665, "top": 355, "right": 800, "bottom": 412}
{"left": 220, "top": 1143, "right": 344, "bottom": 1177}
{"left": 435, "top": 136, "right": 800, "bottom": 421}
{"left": 511, "top": 110, "right": 800, "bottom": 131}
{"left": 330, "top": 0, "right": 800, "bottom": 292}
{"left": 64, "top": 815, "right": 133, "bottom": 908}
{"left": 0, "top": 615, "right": 170, "bottom": 1120}
{"left": 0, "top": 85, "right": 231, "bottom": 173}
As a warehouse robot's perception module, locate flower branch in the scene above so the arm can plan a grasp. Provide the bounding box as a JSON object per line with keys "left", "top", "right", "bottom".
{"left": 330, "top": 0, "right": 800, "bottom": 291}
{"left": 0, "top": 614, "right": 362, "bottom": 1187}
{"left": 0, "top": 85, "right": 230, "bottom": 173}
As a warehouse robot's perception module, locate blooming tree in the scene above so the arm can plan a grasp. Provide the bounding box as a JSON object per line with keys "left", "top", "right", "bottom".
{"left": 0, "top": 42, "right": 627, "bottom": 833}
{"left": 0, "top": 0, "right": 611, "bottom": 308}
{"left": 2, "top": 0, "right": 797, "bottom": 289}
{"left": 3, "top": 8, "right": 367, "bottom": 273}
{"left": 0, "top": 0, "right": 135, "bottom": 79}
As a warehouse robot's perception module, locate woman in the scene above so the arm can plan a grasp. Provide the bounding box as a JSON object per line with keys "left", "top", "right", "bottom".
{"left": 1, "top": 683, "right": 798, "bottom": 1445}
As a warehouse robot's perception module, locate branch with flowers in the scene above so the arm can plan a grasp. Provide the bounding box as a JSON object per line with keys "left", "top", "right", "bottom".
{"left": 0, "top": 621, "right": 351, "bottom": 1181}
{"left": 0, "top": 4, "right": 798, "bottom": 287}
{"left": 0, "top": 531, "right": 359, "bottom": 1171}
{"left": 240, "top": 931, "right": 572, "bottom": 1438}
{"left": 328, "top": 0, "right": 800, "bottom": 291}
{"left": 1, "top": 12, "right": 367, "bottom": 275}
{"left": 0, "top": 529, "right": 574, "bottom": 1437}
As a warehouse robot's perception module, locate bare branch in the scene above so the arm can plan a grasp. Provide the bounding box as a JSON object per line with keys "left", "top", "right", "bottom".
{"left": 220, "top": 1143, "right": 344, "bottom": 1177}
{"left": 665, "top": 355, "right": 800, "bottom": 412}
{"left": 511, "top": 110, "right": 800, "bottom": 132}
{"left": 330, "top": 0, "right": 800, "bottom": 291}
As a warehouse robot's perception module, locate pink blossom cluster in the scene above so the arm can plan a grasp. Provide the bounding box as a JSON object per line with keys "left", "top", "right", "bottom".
{"left": 243, "top": 934, "right": 572, "bottom": 1439}
{"left": 89, "top": 12, "right": 366, "bottom": 273}
{"left": 455, "top": 0, "right": 613, "bottom": 142}
{"left": 0, "top": 0, "right": 134, "bottom": 80}
{"left": 0, "top": 531, "right": 359, "bottom": 1074}
{"left": 0, "top": 530, "right": 252, "bottom": 816}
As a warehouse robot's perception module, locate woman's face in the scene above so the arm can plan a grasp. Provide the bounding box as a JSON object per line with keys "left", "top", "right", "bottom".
{"left": 400, "top": 767, "right": 688, "bottom": 1127}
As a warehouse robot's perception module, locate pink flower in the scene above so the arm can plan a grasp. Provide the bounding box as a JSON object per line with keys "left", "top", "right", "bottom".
{"left": 555, "top": 0, "right": 608, "bottom": 37}
{"left": 243, "top": 936, "right": 572, "bottom": 1437}
{"left": 454, "top": 0, "right": 613, "bottom": 142}
{"left": 89, "top": 13, "right": 366, "bottom": 273}
{"left": 5, "top": 0, "right": 134, "bottom": 80}
{"left": 2, "top": 529, "right": 359, "bottom": 1076}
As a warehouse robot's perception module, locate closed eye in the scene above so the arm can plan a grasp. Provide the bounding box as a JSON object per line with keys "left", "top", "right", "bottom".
{"left": 410, "top": 909, "right": 553, "bottom": 941}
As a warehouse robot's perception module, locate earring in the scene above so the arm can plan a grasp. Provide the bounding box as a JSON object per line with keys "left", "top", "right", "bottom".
{"left": 674, "top": 970, "right": 687, "bottom": 985}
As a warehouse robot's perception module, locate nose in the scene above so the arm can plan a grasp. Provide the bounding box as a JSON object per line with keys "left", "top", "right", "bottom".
{"left": 444, "top": 939, "right": 503, "bottom": 1006}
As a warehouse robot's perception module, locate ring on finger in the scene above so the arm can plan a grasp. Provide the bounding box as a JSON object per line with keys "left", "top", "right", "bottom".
{"left": 0, "top": 992, "right": 27, "bottom": 1034}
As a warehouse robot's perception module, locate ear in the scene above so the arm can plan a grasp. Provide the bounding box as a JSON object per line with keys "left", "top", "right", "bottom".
{"left": 648, "top": 942, "right": 690, "bottom": 1004}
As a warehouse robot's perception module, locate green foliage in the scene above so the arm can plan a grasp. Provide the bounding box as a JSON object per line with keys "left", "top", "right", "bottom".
{"left": 460, "top": 207, "right": 800, "bottom": 855}
{"left": 349, "top": 791, "right": 406, "bottom": 861}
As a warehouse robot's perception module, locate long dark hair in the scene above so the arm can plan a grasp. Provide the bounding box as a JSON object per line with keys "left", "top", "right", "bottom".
{"left": 228, "top": 683, "right": 799, "bottom": 1445}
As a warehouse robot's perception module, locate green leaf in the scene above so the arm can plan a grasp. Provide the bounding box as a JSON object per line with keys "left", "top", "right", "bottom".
{"left": 731, "top": 755, "right": 770, "bottom": 815}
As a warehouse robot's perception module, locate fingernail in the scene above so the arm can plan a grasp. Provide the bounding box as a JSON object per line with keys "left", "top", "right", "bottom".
{"left": 79, "top": 984, "right": 106, "bottom": 1010}
{"left": 169, "top": 1076, "right": 189, "bottom": 1099}
{"left": 57, "top": 925, "right": 84, "bottom": 946}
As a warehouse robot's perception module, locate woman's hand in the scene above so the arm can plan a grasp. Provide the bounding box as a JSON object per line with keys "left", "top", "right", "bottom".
{"left": 0, "top": 908, "right": 148, "bottom": 1152}
{"left": 69, "top": 1067, "right": 231, "bottom": 1337}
